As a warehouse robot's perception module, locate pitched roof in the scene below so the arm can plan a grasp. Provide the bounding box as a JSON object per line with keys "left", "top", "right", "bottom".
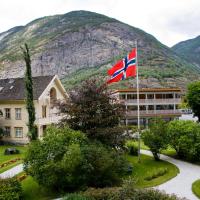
{"left": 0, "top": 76, "right": 54, "bottom": 100}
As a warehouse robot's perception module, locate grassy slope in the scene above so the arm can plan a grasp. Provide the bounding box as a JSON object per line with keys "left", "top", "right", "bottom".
{"left": 192, "top": 179, "right": 200, "bottom": 199}
{"left": 127, "top": 154, "right": 179, "bottom": 188}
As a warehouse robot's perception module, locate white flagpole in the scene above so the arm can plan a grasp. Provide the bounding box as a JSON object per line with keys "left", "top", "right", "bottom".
{"left": 135, "top": 40, "right": 141, "bottom": 163}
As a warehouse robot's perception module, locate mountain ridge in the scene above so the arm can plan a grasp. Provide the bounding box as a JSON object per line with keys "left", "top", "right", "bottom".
{"left": 0, "top": 10, "right": 199, "bottom": 89}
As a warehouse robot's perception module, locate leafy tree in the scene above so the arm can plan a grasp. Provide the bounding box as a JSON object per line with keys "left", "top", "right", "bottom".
{"left": 187, "top": 81, "right": 200, "bottom": 121}
{"left": 60, "top": 79, "right": 126, "bottom": 147}
{"left": 167, "top": 120, "right": 200, "bottom": 161}
{"left": 24, "top": 126, "right": 128, "bottom": 191}
{"left": 21, "top": 43, "right": 37, "bottom": 140}
{"left": 142, "top": 118, "right": 168, "bottom": 161}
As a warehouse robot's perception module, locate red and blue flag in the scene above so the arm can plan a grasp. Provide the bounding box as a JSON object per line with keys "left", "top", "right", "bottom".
{"left": 107, "top": 48, "right": 137, "bottom": 84}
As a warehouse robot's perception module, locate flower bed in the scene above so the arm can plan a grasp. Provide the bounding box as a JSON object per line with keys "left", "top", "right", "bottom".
{"left": 0, "top": 158, "right": 21, "bottom": 169}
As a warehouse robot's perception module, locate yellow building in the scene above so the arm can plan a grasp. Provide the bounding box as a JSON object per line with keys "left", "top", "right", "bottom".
{"left": 0, "top": 75, "right": 67, "bottom": 144}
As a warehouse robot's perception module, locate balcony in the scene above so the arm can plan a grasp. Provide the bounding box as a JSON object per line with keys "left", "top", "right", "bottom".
{"left": 126, "top": 109, "right": 182, "bottom": 117}
{"left": 120, "top": 98, "right": 181, "bottom": 105}
{"left": 35, "top": 113, "right": 64, "bottom": 125}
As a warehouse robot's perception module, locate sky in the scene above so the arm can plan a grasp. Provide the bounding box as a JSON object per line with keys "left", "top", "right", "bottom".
{"left": 0, "top": 0, "right": 200, "bottom": 47}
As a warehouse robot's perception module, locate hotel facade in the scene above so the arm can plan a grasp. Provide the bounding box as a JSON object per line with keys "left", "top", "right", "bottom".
{"left": 112, "top": 88, "right": 182, "bottom": 127}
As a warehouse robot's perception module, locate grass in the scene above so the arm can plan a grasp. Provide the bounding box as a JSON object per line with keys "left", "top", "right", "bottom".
{"left": 0, "top": 145, "right": 27, "bottom": 173}
{"left": 192, "top": 179, "right": 200, "bottom": 199}
{"left": 126, "top": 154, "right": 179, "bottom": 188}
{"left": 21, "top": 176, "right": 59, "bottom": 200}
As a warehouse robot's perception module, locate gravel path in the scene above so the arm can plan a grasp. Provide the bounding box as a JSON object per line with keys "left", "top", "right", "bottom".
{"left": 141, "top": 150, "right": 200, "bottom": 200}
{"left": 0, "top": 164, "right": 23, "bottom": 179}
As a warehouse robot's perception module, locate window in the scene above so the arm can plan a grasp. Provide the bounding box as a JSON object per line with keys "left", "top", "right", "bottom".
{"left": 5, "top": 108, "right": 11, "bottom": 119}
{"left": 42, "top": 106, "right": 47, "bottom": 118}
{"left": 15, "top": 127, "right": 23, "bottom": 138}
{"left": 127, "top": 94, "right": 137, "bottom": 99}
{"left": 119, "top": 94, "right": 126, "bottom": 100}
{"left": 4, "top": 127, "right": 11, "bottom": 137}
{"left": 15, "top": 108, "right": 21, "bottom": 120}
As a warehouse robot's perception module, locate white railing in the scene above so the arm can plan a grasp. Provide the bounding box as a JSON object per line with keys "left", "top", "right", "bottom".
{"left": 35, "top": 114, "right": 63, "bottom": 125}
{"left": 120, "top": 98, "right": 181, "bottom": 105}
{"left": 126, "top": 109, "right": 182, "bottom": 116}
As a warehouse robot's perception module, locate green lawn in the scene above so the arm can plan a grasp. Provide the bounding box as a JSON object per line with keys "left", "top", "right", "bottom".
{"left": 192, "top": 179, "right": 200, "bottom": 199}
{"left": 0, "top": 145, "right": 27, "bottom": 173}
{"left": 21, "top": 176, "right": 59, "bottom": 200}
{"left": 127, "top": 154, "right": 179, "bottom": 188}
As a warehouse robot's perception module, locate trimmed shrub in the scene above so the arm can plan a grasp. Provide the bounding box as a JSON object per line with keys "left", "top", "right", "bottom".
{"left": 132, "top": 189, "right": 186, "bottom": 200}
{"left": 144, "top": 168, "right": 168, "bottom": 181}
{"left": 0, "top": 178, "right": 22, "bottom": 200}
{"left": 83, "top": 187, "right": 120, "bottom": 200}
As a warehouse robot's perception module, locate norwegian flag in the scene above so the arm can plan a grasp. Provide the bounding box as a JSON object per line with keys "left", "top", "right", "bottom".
{"left": 107, "top": 48, "right": 137, "bottom": 84}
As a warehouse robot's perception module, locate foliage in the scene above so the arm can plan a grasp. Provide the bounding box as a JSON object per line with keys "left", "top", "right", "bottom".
{"left": 192, "top": 179, "right": 200, "bottom": 199}
{"left": 0, "top": 178, "right": 22, "bottom": 200}
{"left": 144, "top": 168, "right": 168, "bottom": 181}
{"left": 60, "top": 79, "right": 126, "bottom": 147}
{"left": 142, "top": 118, "right": 168, "bottom": 160}
{"left": 81, "top": 142, "right": 129, "bottom": 187}
{"left": 167, "top": 120, "right": 200, "bottom": 162}
{"left": 21, "top": 43, "right": 37, "bottom": 140}
{"left": 83, "top": 178, "right": 184, "bottom": 200}
{"left": 83, "top": 187, "right": 120, "bottom": 200}
{"left": 187, "top": 81, "right": 200, "bottom": 121}
{"left": 24, "top": 126, "right": 128, "bottom": 191}
{"left": 24, "top": 126, "right": 87, "bottom": 191}
{"left": 21, "top": 176, "right": 58, "bottom": 200}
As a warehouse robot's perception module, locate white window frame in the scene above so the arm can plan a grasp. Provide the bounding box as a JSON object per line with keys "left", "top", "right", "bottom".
{"left": 15, "top": 127, "right": 23, "bottom": 138}
{"left": 15, "top": 108, "right": 22, "bottom": 120}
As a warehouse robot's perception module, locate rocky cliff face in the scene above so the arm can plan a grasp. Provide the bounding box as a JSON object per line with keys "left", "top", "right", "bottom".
{"left": 0, "top": 11, "right": 199, "bottom": 89}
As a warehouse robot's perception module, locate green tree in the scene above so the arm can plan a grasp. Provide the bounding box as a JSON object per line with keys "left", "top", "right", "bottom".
{"left": 60, "top": 79, "right": 126, "bottom": 147}
{"left": 142, "top": 118, "right": 168, "bottom": 161}
{"left": 167, "top": 120, "right": 200, "bottom": 161}
{"left": 187, "top": 81, "right": 200, "bottom": 121}
{"left": 21, "top": 43, "right": 37, "bottom": 140}
{"left": 24, "top": 126, "right": 128, "bottom": 191}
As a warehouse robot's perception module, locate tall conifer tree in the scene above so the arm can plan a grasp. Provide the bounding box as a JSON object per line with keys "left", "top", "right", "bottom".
{"left": 21, "top": 43, "right": 37, "bottom": 140}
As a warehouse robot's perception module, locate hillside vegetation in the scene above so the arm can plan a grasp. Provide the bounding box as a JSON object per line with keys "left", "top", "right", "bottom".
{"left": 0, "top": 10, "right": 199, "bottom": 89}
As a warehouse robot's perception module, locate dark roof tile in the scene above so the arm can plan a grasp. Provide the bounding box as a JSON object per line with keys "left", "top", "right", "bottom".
{"left": 0, "top": 76, "right": 54, "bottom": 100}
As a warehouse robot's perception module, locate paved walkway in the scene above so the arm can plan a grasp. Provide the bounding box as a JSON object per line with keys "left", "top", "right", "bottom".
{"left": 0, "top": 164, "right": 23, "bottom": 179}
{"left": 141, "top": 150, "right": 200, "bottom": 200}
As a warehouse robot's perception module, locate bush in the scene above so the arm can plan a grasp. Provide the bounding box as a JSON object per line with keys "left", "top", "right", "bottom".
{"left": 0, "top": 178, "right": 22, "bottom": 200}
{"left": 81, "top": 142, "right": 129, "bottom": 188}
{"left": 82, "top": 178, "right": 185, "bottom": 200}
{"left": 24, "top": 126, "right": 128, "bottom": 191}
{"left": 142, "top": 118, "right": 168, "bottom": 161}
{"left": 83, "top": 187, "right": 120, "bottom": 200}
{"left": 132, "top": 189, "right": 186, "bottom": 200}
{"left": 167, "top": 120, "right": 200, "bottom": 162}
{"left": 144, "top": 168, "right": 168, "bottom": 181}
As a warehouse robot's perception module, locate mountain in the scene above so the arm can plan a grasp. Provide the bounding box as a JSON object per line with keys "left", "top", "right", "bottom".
{"left": 172, "top": 35, "right": 200, "bottom": 68}
{"left": 0, "top": 10, "right": 199, "bottom": 90}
